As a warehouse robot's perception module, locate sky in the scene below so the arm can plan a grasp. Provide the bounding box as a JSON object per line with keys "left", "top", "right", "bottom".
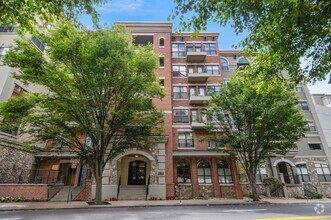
{"left": 80, "top": 0, "right": 330, "bottom": 94}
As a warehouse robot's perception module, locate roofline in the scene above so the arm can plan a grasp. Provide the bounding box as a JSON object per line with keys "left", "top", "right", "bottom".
{"left": 172, "top": 32, "right": 219, "bottom": 37}
{"left": 115, "top": 21, "right": 172, "bottom": 27}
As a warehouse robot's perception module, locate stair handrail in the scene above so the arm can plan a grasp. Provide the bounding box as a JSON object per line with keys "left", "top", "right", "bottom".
{"left": 117, "top": 176, "right": 121, "bottom": 200}
{"left": 146, "top": 175, "right": 150, "bottom": 200}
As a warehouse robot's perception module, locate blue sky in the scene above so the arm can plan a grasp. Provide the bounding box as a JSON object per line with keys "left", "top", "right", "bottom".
{"left": 79, "top": 0, "right": 330, "bottom": 94}
{"left": 79, "top": 0, "right": 248, "bottom": 50}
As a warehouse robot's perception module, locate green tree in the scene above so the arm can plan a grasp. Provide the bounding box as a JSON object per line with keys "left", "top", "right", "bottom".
{"left": 0, "top": 24, "right": 164, "bottom": 204}
{"left": 0, "top": 0, "right": 107, "bottom": 32}
{"left": 171, "top": 0, "right": 331, "bottom": 83}
{"left": 205, "top": 67, "right": 307, "bottom": 201}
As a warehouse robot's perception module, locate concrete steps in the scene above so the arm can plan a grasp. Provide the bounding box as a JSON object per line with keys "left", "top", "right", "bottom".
{"left": 50, "top": 186, "right": 83, "bottom": 202}
{"left": 118, "top": 185, "right": 147, "bottom": 200}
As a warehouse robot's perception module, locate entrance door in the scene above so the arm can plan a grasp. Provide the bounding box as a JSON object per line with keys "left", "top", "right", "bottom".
{"left": 128, "top": 160, "right": 146, "bottom": 185}
{"left": 58, "top": 163, "right": 75, "bottom": 186}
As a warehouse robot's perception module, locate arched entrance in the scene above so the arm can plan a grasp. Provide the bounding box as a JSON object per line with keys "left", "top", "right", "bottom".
{"left": 276, "top": 162, "right": 297, "bottom": 184}
{"left": 128, "top": 160, "right": 146, "bottom": 185}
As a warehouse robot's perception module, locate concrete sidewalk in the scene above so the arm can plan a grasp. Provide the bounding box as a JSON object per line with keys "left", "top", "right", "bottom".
{"left": 1, "top": 198, "right": 331, "bottom": 211}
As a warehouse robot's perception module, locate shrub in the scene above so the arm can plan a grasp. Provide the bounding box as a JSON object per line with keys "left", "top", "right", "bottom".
{"left": 263, "top": 177, "right": 283, "bottom": 187}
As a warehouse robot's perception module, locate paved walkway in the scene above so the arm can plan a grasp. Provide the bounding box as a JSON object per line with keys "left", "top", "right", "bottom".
{"left": 1, "top": 198, "right": 331, "bottom": 211}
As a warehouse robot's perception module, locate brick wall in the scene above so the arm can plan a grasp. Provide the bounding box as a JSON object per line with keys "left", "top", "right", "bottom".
{"left": 0, "top": 184, "right": 48, "bottom": 201}
{"left": 74, "top": 180, "right": 92, "bottom": 201}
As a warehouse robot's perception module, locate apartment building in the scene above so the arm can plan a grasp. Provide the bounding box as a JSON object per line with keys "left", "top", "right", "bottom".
{"left": 221, "top": 50, "right": 331, "bottom": 198}
{"left": 1, "top": 22, "right": 331, "bottom": 201}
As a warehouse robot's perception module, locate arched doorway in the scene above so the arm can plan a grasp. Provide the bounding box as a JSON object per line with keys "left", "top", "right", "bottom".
{"left": 128, "top": 160, "right": 146, "bottom": 185}
{"left": 277, "top": 162, "right": 296, "bottom": 184}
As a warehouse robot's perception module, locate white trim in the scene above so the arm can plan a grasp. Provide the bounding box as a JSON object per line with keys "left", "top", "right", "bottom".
{"left": 273, "top": 158, "right": 296, "bottom": 167}
{"left": 172, "top": 125, "right": 191, "bottom": 128}
{"left": 237, "top": 56, "right": 250, "bottom": 63}
{"left": 173, "top": 106, "right": 190, "bottom": 109}
{"left": 294, "top": 156, "right": 327, "bottom": 158}
{"left": 177, "top": 129, "right": 193, "bottom": 132}
{"left": 113, "top": 148, "right": 155, "bottom": 161}
{"left": 295, "top": 161, "right": 307, "bottom": 165}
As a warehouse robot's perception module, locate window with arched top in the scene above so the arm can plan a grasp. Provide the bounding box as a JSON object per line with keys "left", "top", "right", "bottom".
{"left": 237, "top": 57, "right": 249, "bottom": 68}
{"left": 177, "top": 160, "right": 191, "bottom": 183}
{"left": 218, "top": 160, "right": 233, "bottom": 183}
{"left": 159, "top": 38, "right": 165, "bottom": 47}
{"left": 198, "top": 160, "right": 212, "bottom": 184}
{"left": 220, "top": 58, "right": 229, "bottom": 71}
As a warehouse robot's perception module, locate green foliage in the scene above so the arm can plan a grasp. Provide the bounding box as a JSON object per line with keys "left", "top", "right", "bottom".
{"left": 0, "top": 23, "right": 164, "bottom": 204}
{"left": 0, "top": 196, "right": 24, "bottom": 202}
{"left": 0, "top": 0, "right": 107, "bottom": 33}
{"left": 171, "top": 0, "right": 331, "bottom": 83}
{"left": 263, "top": 177, "right": 283, "bottom": 188}
{"left": 311, "top": 192, "right": 323, "bottom": 199}
{"left": 205, "top": 65, "right": 307, "bottom": 200}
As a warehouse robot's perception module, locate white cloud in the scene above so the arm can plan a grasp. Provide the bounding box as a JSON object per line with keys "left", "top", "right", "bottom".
{"left": 98, "top": 0, "right": 144, "bottom": 12}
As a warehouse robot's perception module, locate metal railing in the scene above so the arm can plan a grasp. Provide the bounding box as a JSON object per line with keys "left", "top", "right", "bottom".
{"left": 0, "top": 169, "right": 60, "bottom": 184}
{"left": 117, "top": 176, "right": 121, "bottom": 200}
{"left": 146, "top": 176, "right": 150, "bottom": 200}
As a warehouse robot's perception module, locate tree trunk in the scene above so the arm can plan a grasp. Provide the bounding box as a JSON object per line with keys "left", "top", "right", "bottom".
{"left": 94, "top": 163, "right": 103, "bottom": 204}
{"left": 248, "top": 173, "right": 259, "bottom": 201}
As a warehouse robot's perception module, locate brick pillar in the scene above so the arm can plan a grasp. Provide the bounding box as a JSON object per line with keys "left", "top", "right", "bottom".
{"left": 230, "top": 157, "right": 243, "bottom": 199}
{"left": 191, "top": 158, "right": 199, "bottom": 198}
{"left": 211, "top": 158, "right": 221, "bottom": 198}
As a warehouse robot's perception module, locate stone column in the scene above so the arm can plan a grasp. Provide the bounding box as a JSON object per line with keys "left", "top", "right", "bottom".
{"left": 230, "top": 158, "right": 243, "bottom": 199}
{"left": 211, "top": 158, "right": 221, "bottom": 198}
{"left": 191, "top": 158, "right": 199, "bottom": 198}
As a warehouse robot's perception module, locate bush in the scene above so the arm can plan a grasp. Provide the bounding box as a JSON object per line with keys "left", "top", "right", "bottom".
{"left": 311, "top": 192, "right": 323, "bottom": 199}
{"left": 263, "top": 177, "right": 283, "bottom": 187}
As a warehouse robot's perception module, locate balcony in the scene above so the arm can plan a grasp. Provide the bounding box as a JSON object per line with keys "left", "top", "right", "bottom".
{"left": 189, "top": 95, "right": 211, "bottom": 105}
{"left": 191, "top": 121, "right": 206, "bottom": 129}
{"left": 186, "top": 51, "right": 207, "bottom": 62}
{"left": 188, "top": 72, "right": 209, "bottom": 83}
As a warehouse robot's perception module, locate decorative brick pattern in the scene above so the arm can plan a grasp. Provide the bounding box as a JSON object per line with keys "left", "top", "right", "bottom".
{"left": 0, "top": 184, "right": 48, "bottom": 201}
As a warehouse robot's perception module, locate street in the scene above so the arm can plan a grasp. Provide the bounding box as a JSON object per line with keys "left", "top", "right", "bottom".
{"left": 1, "top": 203, "right": 331, "bottom": 220}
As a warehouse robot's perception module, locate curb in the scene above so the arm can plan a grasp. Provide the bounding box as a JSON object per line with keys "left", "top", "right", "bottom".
{"left": 1, "top": 200, "right": 331, "bottom": 212}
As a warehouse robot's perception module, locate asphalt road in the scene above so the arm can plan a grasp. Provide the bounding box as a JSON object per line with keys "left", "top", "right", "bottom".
{"left": 1, "top": 203, "right": 331, "bottom": 220}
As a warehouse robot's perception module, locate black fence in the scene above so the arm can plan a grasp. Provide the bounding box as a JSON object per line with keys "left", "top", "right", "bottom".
{"left": 0, "top": 169, "right": 60, "bottom": 184}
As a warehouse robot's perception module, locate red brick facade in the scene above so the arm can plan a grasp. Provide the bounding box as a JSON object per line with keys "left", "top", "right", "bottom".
{"left": 0, "top": 184, "right": 48, "bottom": 201}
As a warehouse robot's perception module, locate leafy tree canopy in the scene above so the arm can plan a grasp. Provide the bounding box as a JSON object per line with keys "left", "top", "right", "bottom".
{"left": 171, "top": 0, "right": 331, "bottom": 83}
{"left": 205, "top": 65, "right": 307, "bottom": 201}
{"left": 0, "top": 0, "right": 107, "bottom": 32}
{"left": 0, "top": 23, "right": 164, "bottom": 204}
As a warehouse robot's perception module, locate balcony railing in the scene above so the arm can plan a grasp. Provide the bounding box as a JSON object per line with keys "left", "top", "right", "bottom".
{"left": 174, "top": 115, "right": 189, "bottom": 123}
{"left": 178, "top": 139, "right": 194, "bottom": 148}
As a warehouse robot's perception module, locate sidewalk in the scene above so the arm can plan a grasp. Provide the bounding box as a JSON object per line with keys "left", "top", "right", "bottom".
{"left": 1, "top": 198, "right": 331, "bottom": 211}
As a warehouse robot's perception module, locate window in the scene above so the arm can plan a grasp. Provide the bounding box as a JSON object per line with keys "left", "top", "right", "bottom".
{"left": 188, "top": 65, "right": 194, "bottom": 73}
{"left": 296, "top": 164, "right": 310, "bottom": 182}
{"left": 0, "top": 26, "right": 15, "bottom": 32}
{"left": 308, "top": 122, "right": 317, "bottom": 132}
{"left": 187, "top": 43, "right": 202, "bottom": 52}
{"left": 85, "top": 136, "right": 92, "bottom": 148}
{"left": 0, "top": 47, "right": 10, "bottom": 64}
{"left": 177, "top": 160, "right": 191, "bottom": 183}
{"left": 315, "top": 163, "right": 331, "bottom": 182}
{"left": 204, "top": 43, "right": 217, "bottom": 55}
{"left": 218, "top": 160, "right": 233, "bottom": 183}
{"left": 12, "top": 84, "right": 28, "bottom": 97}
{"left": 220, "top": 58, "right": 229, "bottom": 71}
{"left": 198, "top": 160, "right": 212, "bottom": 184}
{"left": 256, "top": 165, "right": 267, "bottom": 183}
{"left": 159, "top": 38, "right": 165, "bottom": 47}
{"left": 309, "top": 143, "right": 321, "bottom": 150}
{"left": 159, "top": 79, "right": 165, "bottom": 87}
{"left": 295, "top": 86, "right": 304, "bottom": 92}
{"left": 173, "top": 109, "right": 189, "bottom": 123}
{"left": 173, "top": 86, "right": 188, "bottom": 99}
{"left": 237, "top": 57, "right": 249, "bottom": 65}
{"left": 206, "top": 65, "right": 219, "bottom": 75}
{"left": 178, "top": 132, "right": 194, "bottom": 148}
{"left": 172, "top": 43, "right": 185, "bottom": 57}
{"left": 172, "top": 65, "right": 186, "bottom": 77}
{"left": 224, "top": 79, "right": 229, "bottom": 84}
{"left": 191, "top": 110, "right": 207, "bottom": 123}
{"left": 298, "top": 101, "right": 309, "bottom": 110}
{"left": 208, "top": 141, "right": 220, "bottom": 149}
{"left": 32, "top": 36, "right": 45, "bottom": 52}
{"left": 159, "top": 57, "right": 164, "bottom": 67}
{"left": 208, "top": 86, "right": 221, "bottom": 94}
